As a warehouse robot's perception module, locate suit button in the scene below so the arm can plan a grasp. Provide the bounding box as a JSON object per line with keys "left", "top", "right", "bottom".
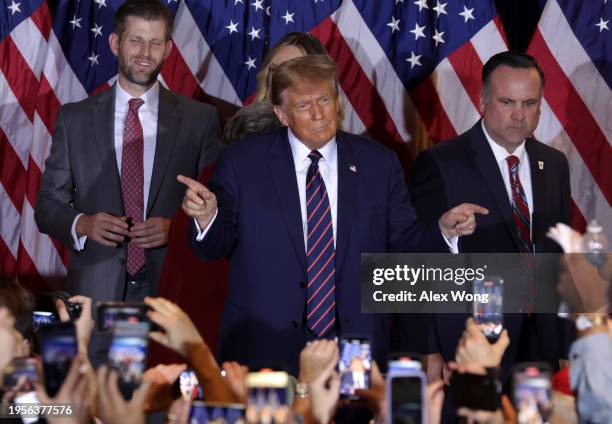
{"left": 291, "top": 320, "right": 299, "bottom": 328}
{"left": 299, "top": 281, "right": 306, "bottom": 289}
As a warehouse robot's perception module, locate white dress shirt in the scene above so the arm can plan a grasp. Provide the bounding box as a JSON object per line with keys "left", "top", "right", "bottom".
{"left": 481, "top": 121, "right": 534, "bottom": 236}
{"left": 71, "top": 81, "right": 160, "bottom": 250}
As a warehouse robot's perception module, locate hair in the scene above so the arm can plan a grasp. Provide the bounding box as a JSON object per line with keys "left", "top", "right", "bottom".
{"left": 114, "top": 0, "right": 174, "bottom": 40}
{"left": 255, "top": 32, "right": 328, "bottom": 102}
{"left": 269, "top": 55, "right": 339, "bottom": 106}
{"left": 482, "top": 51, "right": 545, "bottom": 98}
{"left": 221, "top": 102, "right": 283, "bottom": 147}
{"left": 0, "top": 278, "right": 35, "bottom": 342}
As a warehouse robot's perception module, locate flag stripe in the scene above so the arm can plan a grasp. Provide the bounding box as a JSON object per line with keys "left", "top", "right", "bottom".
{"left": 0, "top": 130, "right": 26, "bottom": 213}
{"left": 529, "top": 29, "right": 612, "bottom": 205}
{"left": 0, "top": 181, "right": 21, "bottom": 258}
{"left": 0, "top": 36, "right": 39, "bottom": 122}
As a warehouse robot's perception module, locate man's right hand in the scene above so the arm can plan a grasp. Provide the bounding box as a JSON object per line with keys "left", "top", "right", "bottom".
{"left": 76, "top": 212, "right": 129, "bottom": 247}
{"left": 177, "top": 174, "right": 217, "bottom": 230}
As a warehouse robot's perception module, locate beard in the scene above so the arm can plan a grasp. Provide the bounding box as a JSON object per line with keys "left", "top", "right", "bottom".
{"left": 118, "top": 54, "right": 163, "bottom": 87}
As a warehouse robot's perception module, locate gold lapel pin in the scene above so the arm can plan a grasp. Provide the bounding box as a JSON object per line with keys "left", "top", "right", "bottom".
{"left": 538, "top": 161, "right": 544, "bottom": 170}
{"left": 349, "top": 165, "right": 357, "bottom": 173}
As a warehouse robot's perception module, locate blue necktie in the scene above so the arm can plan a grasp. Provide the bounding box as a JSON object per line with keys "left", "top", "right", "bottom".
{"left": 305, "top": 150, "right": 336, "bottom": 337}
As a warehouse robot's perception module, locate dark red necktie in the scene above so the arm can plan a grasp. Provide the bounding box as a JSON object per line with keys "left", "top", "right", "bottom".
{"left": 305, "top": 150, "right": 336, "bottom": 337}
{"left": 121, "top": 98, "right": 145, "bottom": 275}
{"left": 507, "top": 155, "right": 535, "bottom": 312}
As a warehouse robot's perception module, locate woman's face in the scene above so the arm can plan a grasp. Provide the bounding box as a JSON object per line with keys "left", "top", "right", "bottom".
{"left": 271, "top": 45, "right": 304, "bottom": 66}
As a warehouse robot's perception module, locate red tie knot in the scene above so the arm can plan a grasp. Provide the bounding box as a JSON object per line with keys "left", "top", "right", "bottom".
{"left": 128, "top": 98, "right": 144, "bottom": 112}
{"left": 506, "top": 155, "right": 520, "bottom": 172}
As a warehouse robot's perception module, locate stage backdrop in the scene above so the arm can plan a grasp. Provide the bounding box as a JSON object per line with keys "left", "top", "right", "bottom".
{"left": 1, "top": 0, "right": 610, "bottom": 358}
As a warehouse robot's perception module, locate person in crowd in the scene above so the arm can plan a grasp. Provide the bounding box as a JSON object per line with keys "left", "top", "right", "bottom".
{"left": 178, "top": 53, "right": 487, "bottom": 377}
{"left": 34, "top": 0, "right": 220, "bottom": 308}
{"left": 407, "top": 51, "right": 574, "bottom": 384}
{"left": 548, "top": 223, "right": 612, "bottom": 423}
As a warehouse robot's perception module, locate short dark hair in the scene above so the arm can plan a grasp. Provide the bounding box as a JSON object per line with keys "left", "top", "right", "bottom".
{"left": 114, "top": 0, "right": 173, "bottom": 40}
{"left": 269, "top": 55, "right": 338, "bottom": 106}
{"left": 482, "top": 51, "right": 545, "bottom": 96}
{"left": 0, "top": 278, "right": 34, "bottom": 341}
{"left": 222, "top": 102, "right": 283, "bottom": 147}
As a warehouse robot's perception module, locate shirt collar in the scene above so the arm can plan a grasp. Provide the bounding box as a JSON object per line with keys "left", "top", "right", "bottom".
{"left": 115, "top": 80, "right": 160, "bottom": 112}
{"left": 287, "top": 127, "right": 337, "bottom": 169}
{"left": 481, "top": 120, "right": 527, "bottom": 166}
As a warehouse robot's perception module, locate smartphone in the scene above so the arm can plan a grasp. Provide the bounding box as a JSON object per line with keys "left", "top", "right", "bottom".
{"left": 473, "top": 276, "right": 504, "bottom": 342}
{"left": 450, "top": 372, "right": 502, "bottom": 411}
{"left": 338, "top": 336, "right": 372, "bottom": 398}
{"left": 245, "top": 371, "right": 291, "bottom": 424}
{"left": 2, "top": 357, "right": 39, "bottom": 393}
{"left": 32, "top": 311, "right": 59, "bottom": 330}
{"left": 388, "top": 353, "right": 423, "bottom": 373}
{"left": 37, "top": 322, "right": 78, "bottom": 397}
{"left": 171, "top": 369, "right": 204, "bottom": 400}
{"left": 513, "top": 363, "right": 552, "bottom": 424}
{"left": 189, "top": 401, "right": 245, "bottom": 424}
{"left": 387, "top": 369, "right": 427, "bottom": 424}
{"left": 97, "top": 301, "right": 160, "bottom": 332}
{"left": 107, "top": 321, "right": 149, "bottom": 400}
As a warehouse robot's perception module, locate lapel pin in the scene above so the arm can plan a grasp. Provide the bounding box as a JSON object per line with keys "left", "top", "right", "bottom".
{"left": 538, "top": 161, "right": 544, "bottom": 170}
{"left": 349, "top": 165, "right": 357, "bottom": 173}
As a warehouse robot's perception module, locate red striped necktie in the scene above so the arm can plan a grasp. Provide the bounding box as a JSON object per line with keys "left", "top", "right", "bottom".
{"left": 507, "top": 155, "right": 535, "bottom": 312}
{"left": 305, "top": 150, "right": 336, "bottom": 337}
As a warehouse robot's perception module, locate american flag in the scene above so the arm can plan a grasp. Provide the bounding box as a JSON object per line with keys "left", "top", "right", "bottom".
{"left": 527, "top": 0, "right": 611, "bottom": 241}
{"left": 1, "top": 0, "right": 605, "bottom": 294}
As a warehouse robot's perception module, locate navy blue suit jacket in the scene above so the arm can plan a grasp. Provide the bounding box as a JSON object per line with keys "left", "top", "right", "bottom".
{"left": 191, "top": 128, "right": 447, "bottom": 374}
{"left": 406, "top": 121, "right": 572, "bottom": 378}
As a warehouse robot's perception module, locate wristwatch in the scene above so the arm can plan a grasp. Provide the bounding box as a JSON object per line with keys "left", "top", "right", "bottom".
{"left": 575, "top": 314, "right": 608, "bottom": 331}
{"left": 295, "top": 382, "right": 310, "bottom": 399}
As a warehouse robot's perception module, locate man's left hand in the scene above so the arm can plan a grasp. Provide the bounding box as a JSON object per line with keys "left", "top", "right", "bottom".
{"left": 129, "top": 217, "right": 170, "bottom": 248}
{"left": 439, "top": 203, "right": 489, "bottom": 239}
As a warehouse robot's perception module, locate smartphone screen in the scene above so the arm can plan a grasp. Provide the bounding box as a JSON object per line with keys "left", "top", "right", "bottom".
{"left": 389, "top": 373, "right": 426, "bottom": 424}
{"left": 513, "top": 364, "right": 552, "bottom": 424}
{"left": 451, "top": 372, "right": 502, "bottom": 411}
{"left": 172, "top": 369, "right": 204, "bottom": 400}
{"left": 108, "top": 321, "right": 149, "bottom": 400}
{"left": 38, "top": 322, "right": 77, "bottom": 397}
{"left": 189, "top": 401, "right": 245, "bottom": 424}
{"left": 473, "top": 276, "right": 504, "bottom": 341}
{"left": 97, "top": 302, "right": 148, "bottom": 331}
{"left": 245, "top": 371, "right": 291, "bottom": 424}
{"left": 2, "top": 357, "right": 39, "bottom": 393}
{"left": 32, "top": 311, "right": 58, "bottom": 330}
{"left": 339, "top": 336, "right": 372, "bottom": 397}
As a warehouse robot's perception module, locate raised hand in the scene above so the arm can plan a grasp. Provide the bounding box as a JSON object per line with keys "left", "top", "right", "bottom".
{"left": 439, "top": 203, "right": 489, "bottom": 238}
{"left": 177, "top": 174, "right": 217, "bottom": 230}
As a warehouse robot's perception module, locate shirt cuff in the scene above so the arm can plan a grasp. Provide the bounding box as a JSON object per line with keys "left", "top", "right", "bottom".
{"left": 442, "top": 233, "right": 459, "bottom": 254}
{"left": 71, "top": 213, "right": 87, "bottom": 251}
{"left": 194, "top": 209, "right": 218, "bottom": 241}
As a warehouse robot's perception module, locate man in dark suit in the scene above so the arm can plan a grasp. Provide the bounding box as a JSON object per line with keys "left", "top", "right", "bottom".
{"left": 407, "top": 51, "right": 572, "bottom": 383}
{"left": 35, "top": 0, "right": 219, "bottom": 305}
{"left": 178, "top": 54, "right": 487, "bottom": 378}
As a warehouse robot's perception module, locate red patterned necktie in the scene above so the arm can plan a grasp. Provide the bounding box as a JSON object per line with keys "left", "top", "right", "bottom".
{"left": 305, "top": 150, "right": 336, "bottom": 337}
{"left": 121, "top": 98, "right": 145, "bottom": 275}
{"left": 506, "top": 155, "right": 535, "bottom": 312}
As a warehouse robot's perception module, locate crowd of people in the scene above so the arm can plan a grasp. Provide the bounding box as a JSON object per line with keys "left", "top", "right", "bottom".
{"left": 1, "top": 0, "right": 610, "bottom": 422}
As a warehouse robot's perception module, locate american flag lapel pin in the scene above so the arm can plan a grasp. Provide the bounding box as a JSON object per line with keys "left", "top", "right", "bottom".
{"left": 349, "top": 164, "right": 357, "bottom": 173}
{"left": 538, "top": 161, "right": 544, "bottom": 170}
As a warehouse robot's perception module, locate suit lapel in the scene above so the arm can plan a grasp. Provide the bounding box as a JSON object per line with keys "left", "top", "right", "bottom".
{"left": 91, "top": 86, "right": 123, "bottom": 214}
{"left": 469, "top": 123, "right": 523, "bottom": 251}
{"left": 268, "top": 129, "right": 307, "bottom": 272}
{"left": 147, "top": 86, "right": 181, "bottom": 217}
{"left": 525, "top": 139, "right": 546, "bottom": 251}
{"left": 335, "top": 132, "right": 358, "bottom": 276}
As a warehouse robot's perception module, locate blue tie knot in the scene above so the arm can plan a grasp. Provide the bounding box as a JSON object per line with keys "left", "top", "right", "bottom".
{"left": 308, "top": 150, "right": 323, "bottom": 164}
